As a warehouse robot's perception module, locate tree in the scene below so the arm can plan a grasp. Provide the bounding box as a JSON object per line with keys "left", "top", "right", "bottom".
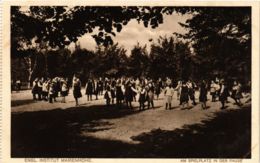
{"left": 128, "top": 43, "right": 150, "bottom": 77}
{"left": 149, "top": 36, "right": 192, "bottom": 80}
{"left": 11, "top": 6, "right": 182, "bottom": 51}
{"left": 46, "top": 48, "right": 72, "bottom": 78}
{"left": 94, "top": 43, "right": 128, "bottom": 77}
{"left": 11, "top": 6, "right": 180, "bottom": 83}
{"left": 176, "top": 7, "right": 251, "bottom": 81}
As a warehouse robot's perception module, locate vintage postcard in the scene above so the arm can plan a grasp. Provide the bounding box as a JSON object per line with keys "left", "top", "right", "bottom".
{"left": 1, "top": 0, "right": 259, "bottom": 163}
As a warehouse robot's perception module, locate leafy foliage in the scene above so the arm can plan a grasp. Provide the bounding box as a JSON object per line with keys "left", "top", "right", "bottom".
{"left": 11, "top": 6, "right": 184, "bottom": 51}
{"left": 11, "top": 6, "right": 251, "bottom": 84}
{"left": 176, "top": 7, "right": 251, "bottom": 81}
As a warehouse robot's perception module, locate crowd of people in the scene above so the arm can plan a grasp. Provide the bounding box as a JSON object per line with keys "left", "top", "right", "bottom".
{"left": 27, "top": 75, "right": 250, "bottom": 110}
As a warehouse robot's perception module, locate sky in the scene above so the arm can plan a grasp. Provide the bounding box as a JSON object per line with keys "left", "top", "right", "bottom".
{"left": 68, "top": 13, "right": 192, "bottom": 55}
{"left": 19, "top": 6, "right": 192, "bottom": 54}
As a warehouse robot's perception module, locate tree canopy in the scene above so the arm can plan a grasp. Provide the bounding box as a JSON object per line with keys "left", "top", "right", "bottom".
{"left": 12, "top": 6, "right": 187, "bottom": 52}
{"left": 11, "top": 6, "right": 251, "bottom": 84}
{"left": 176, "top": 7, "right": 251, "bottom": 81}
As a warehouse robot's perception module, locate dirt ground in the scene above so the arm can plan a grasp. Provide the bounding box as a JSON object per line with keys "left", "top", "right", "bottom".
{"left": 11, "top": 89, "right": 251, "bottom": 158}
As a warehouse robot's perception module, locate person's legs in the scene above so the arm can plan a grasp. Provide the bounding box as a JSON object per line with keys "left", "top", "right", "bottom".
{"left": 126, "top": 100, "right": 129, "bottom": 108}
{"left": 75, "top": 97, "right": 78, "bottom": 106}
{"left": 62, "top": 96, "right": 65, "bottom": 103}
{"left": 201, "top": 102, "right": 204, "bottom": 109}
{"left": 106, "top": 99, "right": 110, "bottom": 106}
{"left": 181, "top": 102, "right": 184, "bottom": 109}
{"left": 129, "top": 102, "right": 132, "bottom": 109}
{"left": 186, "top": 101, "right": 189, "bottom": 108}
{"left": 201, "top": 102, "right": 206, "bottom": 109}
{"left": 192, "top": 96, "right": 196, "bottom": 105}
{"left": 38, "top": 92, "right": 42, "bottom": 101}
{"left": 42, "top": 93, "right": 45, "bottom": 101}
{"left": 221, "top": 100, "right": 225, "bottom": 109}
{"left": 237, "top": 98, "right": 242, "bottom": 106}
{"left": 49, "top": 95, "right": 53, "bottom": 103}
{"left": 33, "top": 93, "right": 37, "bottom": 100}
{"left": 116, "top": 98, "right": 119, "bottom": 105}
{"left": 233, "top": 97, "right": 238, "bottom": 104}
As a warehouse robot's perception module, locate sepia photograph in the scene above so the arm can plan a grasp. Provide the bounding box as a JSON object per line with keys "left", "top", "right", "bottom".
{"left": 9, "top": 4, "right": 255, "bottom": 160}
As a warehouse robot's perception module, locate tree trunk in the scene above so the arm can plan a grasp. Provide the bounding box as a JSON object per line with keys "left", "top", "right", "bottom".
{"left": 27, "top": 57, "right": 32, "bottom": 89}
{"left": 23, "top": 56, "right": 36, "bottom": 89}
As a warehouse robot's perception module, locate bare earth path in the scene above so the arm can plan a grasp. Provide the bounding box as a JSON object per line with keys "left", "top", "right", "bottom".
{"left": 11, "top": 89, "right": 251, "bottom": 158}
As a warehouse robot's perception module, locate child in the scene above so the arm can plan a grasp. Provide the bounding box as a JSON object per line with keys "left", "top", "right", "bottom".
{"left": 73, "top": 76, "right": 82, "bottom": 106}
{"left": 175, "top": 80, "right": 182, "bottom": 101}
{"left": 104, "top": 86, "right": 112, "bottom": 107}
{"left": 199, "top": 80, "right": 208, "bottom": 109}
{"left": 180, "top": 82, "right": 189, "bottom": 109}
{"left": 147, "top": 83, "right": 155, "bottom": 109}
{"left": 139, "top": 85, "right": 146, "bottom": 110}
{"left": 210, "top": 80, "right": 216, "bottom": 102}
{"left": 231, "top": 81, "right": 243, "bottom": 106}
{"left": 48, "top": 81, "right": 55, "bottom": 103}
{"left": 164, "top": 84, "right": 174, "bottom": 110}
{"left": 85, "top": 79, "right": 93, "bottom": 101}
{"left": 61, "top": 80, "right": 69, "bottom": 103}
{"left": 187, "top": 80, "right": 196, "bottom": 105}
{"left": 219, "top": 79, "right": 229, "bottom": 109}
{"left": 42, "top": 80, "right": 49, "bottom": 101}
{"left": 32, "top": 78, "right": 39, "bottom": 100}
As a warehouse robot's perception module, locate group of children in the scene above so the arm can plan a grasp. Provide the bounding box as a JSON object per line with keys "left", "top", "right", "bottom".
{"left": 31, "top": 77, "right": 69, "bottom": 103}
{"left": 101, "top": 77, "right": 208, "bottom": 110}
{"left": 209, "top": 79, "right": 245, "bottom": 108}
{"left": 29, "top": 76, "right": 248, "bottom": 110}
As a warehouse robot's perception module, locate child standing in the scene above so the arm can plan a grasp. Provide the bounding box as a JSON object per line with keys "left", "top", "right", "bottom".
{"left": 210, "top": 80, "right": 216, "bottom": 102}
{"left": 180, "top": 82, "right": 189, "bottom": 109}
{"left": 147, "top": 83, "right": 155, "bottom": 109}
{"left": 61, "top": 80, "right": 69, "bottom": 103}
{"left": 175, "top": 80, "right": 182, "bottom": 101}
{"left": 48, "top": 81, "right": 55, "bottom": 103}
{"left": 164, "top": 84, "right": 174, "bottom": 110}
{"left": 139, "top": 85, "right": 146, "bottom": 110}
{"left": 73, "top": 76, "right": 82, "bottom": 106}
{"left": 219, "top": 79, "right": 229, "bottom": 109}
{"left": 199, "top": 80, "right": 208, "bottom": 109}
{"left": 104, "top": 86, "right": 112, "bottom": 107}
{"left": 42, "top": 80, "right": 49, "bottom": 101}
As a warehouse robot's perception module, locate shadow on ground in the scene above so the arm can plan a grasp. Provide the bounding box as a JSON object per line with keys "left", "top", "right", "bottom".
{"left": 11, "top": 99, "right": 37, "bottom": 107}
{"left": 11, "top": 105, "right": 251, "bottom": 158}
